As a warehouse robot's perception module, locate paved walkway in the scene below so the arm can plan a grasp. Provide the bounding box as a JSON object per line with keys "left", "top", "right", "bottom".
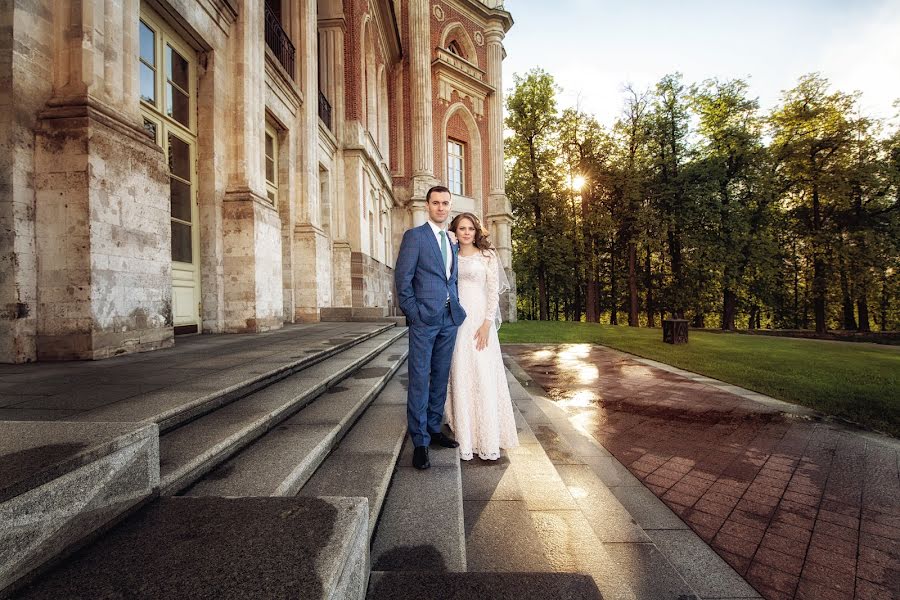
{"left": 504, "top": 343, "right": 900, "bottom": 600}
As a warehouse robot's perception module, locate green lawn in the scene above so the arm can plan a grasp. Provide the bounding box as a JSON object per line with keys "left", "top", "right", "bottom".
{"left": 499, "top": 321, "right": 900, "bottom": 437}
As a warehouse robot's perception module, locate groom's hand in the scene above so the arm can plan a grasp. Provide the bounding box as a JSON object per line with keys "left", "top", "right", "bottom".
{"left": 474, "top": 321, "right": 491, "bottom": 351}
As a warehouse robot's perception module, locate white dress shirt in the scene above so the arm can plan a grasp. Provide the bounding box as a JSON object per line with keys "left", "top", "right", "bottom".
{"left": 427, "top": 220, "right": 452, "bottom": 280}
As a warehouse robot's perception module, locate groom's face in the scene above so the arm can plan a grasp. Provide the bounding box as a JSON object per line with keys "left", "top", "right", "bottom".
{"left": 427, "top": 191, "right": 452, "bottom": 224}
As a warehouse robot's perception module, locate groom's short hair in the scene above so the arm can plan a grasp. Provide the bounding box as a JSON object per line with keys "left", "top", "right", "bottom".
{"left": 426, "top": 185, "right": 451, "bottom": 202}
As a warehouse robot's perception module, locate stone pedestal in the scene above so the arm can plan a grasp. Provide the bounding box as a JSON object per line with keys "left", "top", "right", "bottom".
{"left": 34, "top": 101, "right": 172, "bottom": 360}
{"left": 222, "top": 192, "right": 284, "bottom": 332}
{"left": 293, "top": 224, "right": 332, "bottom": 322}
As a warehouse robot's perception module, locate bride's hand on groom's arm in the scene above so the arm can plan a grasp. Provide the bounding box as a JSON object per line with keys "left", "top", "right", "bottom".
{"left": 474, "top": 320, "right": 491, "bottom": 351}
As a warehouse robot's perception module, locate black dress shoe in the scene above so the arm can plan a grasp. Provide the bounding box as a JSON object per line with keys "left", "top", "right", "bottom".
{"left": 429, "top": 431, "right": 460, "bottom": 448}
{"left": 413, "top": 446, "right": 430, "bottom": 469}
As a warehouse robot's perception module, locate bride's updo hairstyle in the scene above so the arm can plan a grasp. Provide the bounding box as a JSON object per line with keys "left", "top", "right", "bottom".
{"left": 449, "top": 212, "right": 493, "bottom": 255}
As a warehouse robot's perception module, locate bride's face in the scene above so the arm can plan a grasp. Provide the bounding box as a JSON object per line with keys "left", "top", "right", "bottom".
{"left": 455, "top": 218, "right": 477, "bottom": 246}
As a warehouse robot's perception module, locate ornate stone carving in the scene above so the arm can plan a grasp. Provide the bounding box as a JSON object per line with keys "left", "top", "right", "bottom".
{"left": 474, "top": 31, "right": 484, "bottom": 46}
{"left": 433, "top": 4, "right": 445, "bottom": 21}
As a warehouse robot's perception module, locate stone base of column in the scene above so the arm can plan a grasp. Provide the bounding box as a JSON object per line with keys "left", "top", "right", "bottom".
{"left": 222, "top": 190, "right": 284, "bottom": 333}
{"left": 34, "top": 99, "right": 174, "bottom": 360}
{"left": 501, "top": 268, "right": 518, "bottom": 324}
{"left": 292, "top": 224, "right": 332, "bottom": 323}
{"left": 351, "top": 252, "right": 393, "bottom": 311}
{"left": 331, "top": 240, "right": 353, "bottom": 308}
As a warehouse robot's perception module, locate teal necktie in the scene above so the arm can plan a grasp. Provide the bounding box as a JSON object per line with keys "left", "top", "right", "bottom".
{"left": 440, "top": 231, "right": 448, "bottom": 277}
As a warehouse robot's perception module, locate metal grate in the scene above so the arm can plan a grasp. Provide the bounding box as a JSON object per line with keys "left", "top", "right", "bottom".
{"left": 265, "top": 4, "right": 295, "bottom": 79}
{"left": 318, "top": 90, "right": 333, "bottom": 131}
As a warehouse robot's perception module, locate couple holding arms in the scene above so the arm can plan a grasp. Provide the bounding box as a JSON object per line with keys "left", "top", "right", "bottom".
{"left": 394, "top": 185, "right": 519, "bottom": 469}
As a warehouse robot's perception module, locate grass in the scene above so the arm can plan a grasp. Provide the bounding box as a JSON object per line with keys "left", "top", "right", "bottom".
{"left": 499, "top": 321, "right": 900, "bottom": 437}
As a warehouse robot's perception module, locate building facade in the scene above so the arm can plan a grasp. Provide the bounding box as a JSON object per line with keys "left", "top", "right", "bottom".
{"left": 0, "top": 0, "right": 514, "bottom": 363}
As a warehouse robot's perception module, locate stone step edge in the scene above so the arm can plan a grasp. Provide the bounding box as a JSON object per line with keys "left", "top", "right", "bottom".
{"left": 298, "top": 364, "right": 410, "bottom": 539}
{"left": 188, "top": 343, "right": 410, "bottom": 499}
{"left": 159, "top": 329, "right": 408, "bottom": 496}
{"left": 281, "top": 351, "right": 409, "bottom": 499}
{"left": 153, "top": 323, "right": 397, "bottom": 433}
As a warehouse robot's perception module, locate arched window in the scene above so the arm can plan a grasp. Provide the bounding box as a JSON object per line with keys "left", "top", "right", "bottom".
{"left": 447, "top": 40, "right": 463, "bottom": 56}
{"left": 447, "top": 139, "right": 464, "bottom": 195}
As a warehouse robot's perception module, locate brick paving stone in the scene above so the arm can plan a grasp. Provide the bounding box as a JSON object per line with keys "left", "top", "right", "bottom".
{"left": 506, "top": 344, "right": 900, "bottom": 600}
{"left": 801, "top": 561, "right": 857, "bottom": 594}
{"left": 752, "top": 545, "right": 804, "bottom": 576}
{"left": 747, "top": 562, "right": 799, "bottom": 595}
{"left": 794, "top": 578, "right": 854, "bottom": 600}
{"left": 854, "top": 578, "right": 896, "bottom": 600}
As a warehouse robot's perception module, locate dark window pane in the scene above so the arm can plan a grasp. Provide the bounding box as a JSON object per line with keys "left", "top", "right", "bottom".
{"left": 140, "top": 63, "right": 155, "bottom": 104}
{"left": 267, "top": 190, "right": 276, "bottom": 204}
{"left": 167, "top": 134, "right": 191, "bottom": 180}
{"left": 265, "top": 132, "right": 274, "bottom": 157}
{"left": 171, "top": 221, "right": 192, "bottom": 263}
{"left": 139, "top": 21, "right": 155, "bottom": 64}
{"left": 166, "top": 85, "right": 190, "bottom": 126}
{"left": 266, "top": 157, "right": 275, "bottom": 183}
{"left": 166, "top": 45, "right": 189, "bottom": 91}
{"left": 142, "top": 118, "right": 157, "bottom": 142}
{"left": 170, "top": 178, "right": 192, "bottom": 222}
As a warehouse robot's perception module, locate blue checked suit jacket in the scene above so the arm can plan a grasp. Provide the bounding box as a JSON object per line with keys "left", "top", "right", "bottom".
{"left": 394, "top": 223, "right": 467, "bottom": 326}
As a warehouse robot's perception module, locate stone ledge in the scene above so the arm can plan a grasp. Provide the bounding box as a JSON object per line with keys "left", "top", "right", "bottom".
{"left": 1, "top": 421, "right": 159, "bottom": 595}
{"left": 11, "top": 496, "right": 369, "bottom": 600}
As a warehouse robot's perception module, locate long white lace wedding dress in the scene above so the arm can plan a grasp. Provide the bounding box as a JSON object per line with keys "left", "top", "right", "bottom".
{"left": 446, "top": 250, "right": 519, "bottom": 460}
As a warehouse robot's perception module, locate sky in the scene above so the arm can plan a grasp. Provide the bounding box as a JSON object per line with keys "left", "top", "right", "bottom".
{"left": 500, "top": 0, "right": 900, "bottom": 127}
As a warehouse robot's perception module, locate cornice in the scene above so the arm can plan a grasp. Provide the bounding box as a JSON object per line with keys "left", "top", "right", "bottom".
{"left": 443, "top": 0, "right": 513, "bottom": 33}
{"left": 372, "top": 0, "right": 403, "bottom": 62}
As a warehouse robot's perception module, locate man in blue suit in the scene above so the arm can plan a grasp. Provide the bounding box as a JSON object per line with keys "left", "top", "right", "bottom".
{"left": 394, "top": 185, "right": 467, "bottom": 469}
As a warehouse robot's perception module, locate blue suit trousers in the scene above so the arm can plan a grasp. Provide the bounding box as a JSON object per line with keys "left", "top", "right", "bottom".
{"left": 407, "top": 303, "right": 459, "bottom": 447}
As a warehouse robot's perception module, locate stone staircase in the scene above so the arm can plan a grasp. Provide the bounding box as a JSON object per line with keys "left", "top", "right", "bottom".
{"left": 1, "top": 324, "right": 410, "bottom": 599}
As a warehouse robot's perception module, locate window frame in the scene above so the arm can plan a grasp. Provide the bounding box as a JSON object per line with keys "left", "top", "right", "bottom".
{"left": 264, "top": 122, "right": 279, "bottom": 205}
{"left": 447, "top": 139, "right": 465, "bottom": 196}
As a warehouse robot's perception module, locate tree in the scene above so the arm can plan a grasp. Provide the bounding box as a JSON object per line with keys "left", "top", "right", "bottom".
{"left": 506, "top": 69, "right": 561, "bottom": 320}
{"left": 770, "top": 74, "right": 857, "bottom": 333}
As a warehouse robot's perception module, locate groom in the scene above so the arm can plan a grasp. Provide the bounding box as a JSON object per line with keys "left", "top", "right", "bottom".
{"left": 394, "top": 185, "right": 467, "bottom": 469}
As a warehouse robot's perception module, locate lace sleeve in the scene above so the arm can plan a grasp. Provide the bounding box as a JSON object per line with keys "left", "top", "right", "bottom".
{"left": 484, "top": 251, "right": 499, "bottom": 323}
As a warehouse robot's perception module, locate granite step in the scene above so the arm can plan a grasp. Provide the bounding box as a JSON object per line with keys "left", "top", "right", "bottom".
{"left": 0, "top": 422, "right": 159, "bottom": 596}
{"left": 9, "top": 496, "right": 370, "bottom": 600}
{"left": 298, "top": 362, "right": 409, "bottom": 538}
{"left": 370, "top": 432, "right": 467, "bottom": 573}
{"left": 158, "top": 328, "right": 408, "bottom": 496}
{"left": 184, "top": 336, "right": 409, "bottom": 498}
{"left": 71, "top": 323, "right": 396, "bottom": 433}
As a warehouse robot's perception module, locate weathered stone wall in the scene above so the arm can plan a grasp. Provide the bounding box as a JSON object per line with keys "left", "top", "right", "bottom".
{"left": 34, "top": 106, "right": 171, "bottom": 360}
{"left": 351, "top": 251, "right": 393, "bottom": 310}
{"left": 0, "top": 0, "right": 54, "bottom": 362}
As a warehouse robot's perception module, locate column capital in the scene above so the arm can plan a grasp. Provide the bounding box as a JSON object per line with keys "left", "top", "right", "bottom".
{"left": 484, "top": 25, "right": 505, "bottom": 45}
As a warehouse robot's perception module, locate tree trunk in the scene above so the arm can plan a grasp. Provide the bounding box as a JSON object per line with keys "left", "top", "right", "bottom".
{"left": 645, "top": 244, "right": 654, "bottom": 328}
{"left": 839, "top": 256, "right": 857, "bottom": 330}
{"left": 792, "top": 242, "right": 800, "bottom": 329}
{"left": 610, "top": 237, "right": 618, "bottom": 325}
{"left": 628, "top": 242, "right": 639, "bottom": 326}
{"left": 811, "top": 182, "right": 826, "bottom": 333}
{"left": 692, "top": 314, "right": 705, "bottom": 328}
{"left": 880, "top": 269, "right": 889, "bottom": 331}
{"left": 722, "top": 287, "right": 737, "bottom": 331}
{"left": 748, "top": 305, "right": 759, "bottom": 329}
{"left": 857, "top": 295, "right": 870, "bottom": 332}
{"left": 667, "top": 226, "right": 684, "bottom": 319}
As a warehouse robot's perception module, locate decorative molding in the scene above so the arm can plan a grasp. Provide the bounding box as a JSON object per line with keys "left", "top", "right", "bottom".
{"left": 432, "top": 48, "right": 493, "bottom": 117}
{"left": 433, "top": 4, "right": 445, "bottom": 21}
{"left": 439, "top": 21, "right": 479, "bottom": 68}
{"left": 474, "top": 31, "right": 484, "bottom": 46}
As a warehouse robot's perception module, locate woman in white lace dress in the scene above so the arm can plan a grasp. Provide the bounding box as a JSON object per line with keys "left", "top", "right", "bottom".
{"left": 445, "top": 212, "right": 519, "bottom": 461}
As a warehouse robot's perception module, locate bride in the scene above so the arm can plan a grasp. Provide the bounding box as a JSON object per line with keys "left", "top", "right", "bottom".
{"left": 445, "top": 212, "right": 519, "bottom": 461}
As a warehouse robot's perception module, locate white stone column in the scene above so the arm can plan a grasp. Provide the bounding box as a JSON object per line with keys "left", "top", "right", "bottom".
{"left": 318, "top": 17, "right": 353, "bottom": 310}
{"left": 408, "top": 0, "right": 436, "bottom": 194}
{"left": 483, "top": 24, "right": 516, "bottom": 323}
{"left": 32, "top": 0, "right": 172, "bottom": 358}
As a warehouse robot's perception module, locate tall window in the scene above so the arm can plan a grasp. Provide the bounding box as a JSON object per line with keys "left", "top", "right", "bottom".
{"left": 448, "top": 140, "right": 464, "bottom": 195}
{"left": 265, "top": 123, "right": 278, "bottom": 204}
